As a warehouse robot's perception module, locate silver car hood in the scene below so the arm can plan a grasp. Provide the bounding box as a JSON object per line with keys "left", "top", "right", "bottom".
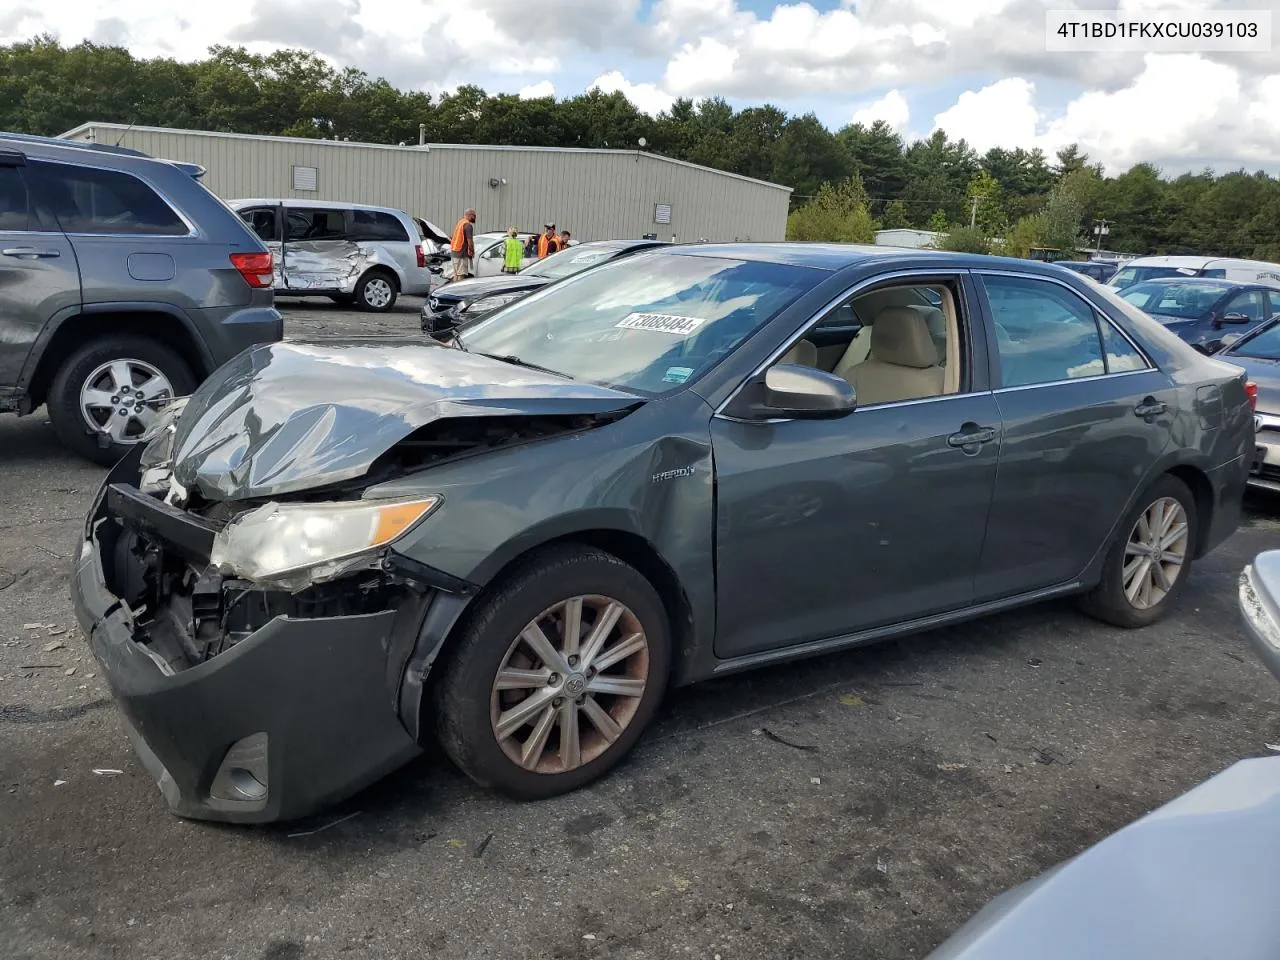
{"left": 167, "top": 340, "right": 641, "bottom": 501}
{"left": 928, "top": 756, "right": 1280, "bottom": 959}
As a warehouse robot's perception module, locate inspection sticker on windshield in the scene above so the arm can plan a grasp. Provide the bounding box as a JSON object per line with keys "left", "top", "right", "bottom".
{"left": 616, "top": 312, "right": 707, "bottom": 336}
{"left": 663, "top": 366, "right": 694, "bottom": 384}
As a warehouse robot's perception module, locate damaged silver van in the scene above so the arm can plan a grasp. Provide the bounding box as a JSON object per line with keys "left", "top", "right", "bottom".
{"left": 230, "top": 199, "right": 437, "bottom": 312}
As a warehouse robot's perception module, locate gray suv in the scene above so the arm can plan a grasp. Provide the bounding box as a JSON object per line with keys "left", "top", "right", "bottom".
{"left": 0, "top": 133, "right": 283, "bottom": 464}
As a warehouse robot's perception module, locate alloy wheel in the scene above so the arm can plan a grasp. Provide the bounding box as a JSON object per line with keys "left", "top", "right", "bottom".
{"left": 363, "top": 277, "right": 393, "bottom": 308}
{"left": 490, "top": 595, "right": 650, "bottom": 774}
{"left": 78, "top": 359, "right": 175, "bottom": 442}
{"left": 1122, "top": 496, "right": 1190, "bottom": 610}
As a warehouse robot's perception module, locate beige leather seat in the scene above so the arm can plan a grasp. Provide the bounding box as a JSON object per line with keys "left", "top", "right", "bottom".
{"left": 779, "top": 338, "right": 818, "bottom": 367}
{"left": 842, "top": 307, "right": 945, "bottom": 405}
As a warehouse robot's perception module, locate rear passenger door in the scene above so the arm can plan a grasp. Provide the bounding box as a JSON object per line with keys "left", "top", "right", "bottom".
{"left": 282, "top": 207, "right": 352, "bottom": 292}
{"left": 0, "top": 156, "right": 80, "bottom": 389}
{"left": 974, "top": 271, "right": 1174, "bottom": 600}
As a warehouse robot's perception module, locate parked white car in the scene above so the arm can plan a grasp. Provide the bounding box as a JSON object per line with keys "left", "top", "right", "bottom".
{"left": 230, "top": 199, "right": 437, "bottom": 311}
{"left": 1107, "top": 255, "right": 1280, "bottom": 291}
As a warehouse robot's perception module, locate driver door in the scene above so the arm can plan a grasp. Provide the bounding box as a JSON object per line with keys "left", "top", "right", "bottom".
{"left": 709, "top": 272, "right": 1003, "bottom": 660}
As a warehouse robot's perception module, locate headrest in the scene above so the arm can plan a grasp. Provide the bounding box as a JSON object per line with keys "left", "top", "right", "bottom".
{"left": 871, "top": 307, "right": 939, "bottom": 369}
{"left": 780, "top": 339, "right": 818, "bottom": 367}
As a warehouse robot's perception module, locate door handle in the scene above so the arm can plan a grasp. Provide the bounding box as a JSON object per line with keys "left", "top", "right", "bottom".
{"left": 947, "top": 424, "right": 997, "bottom": 448}
{"left": 2, "top": 247, "right": 61, "bottom": 259}
{"left": 1134, "top": 397, "right": 1167, "bottom": 418}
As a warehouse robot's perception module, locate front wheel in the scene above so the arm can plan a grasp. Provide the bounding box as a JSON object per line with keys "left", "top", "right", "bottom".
{"left": 1077, "top": 474, "right": 1197, "bottom": 628}
{"left": 354, "top": 271, "right": 398, "bottom": 312}
{"left": 434, "top": 546, "right": 671, "bottom": 800}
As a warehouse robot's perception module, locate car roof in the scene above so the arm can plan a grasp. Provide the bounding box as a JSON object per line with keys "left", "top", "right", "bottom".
{"left": 1, "top": 131, "right": 206, "bottom": 179}
{"left": 564, "top": 239, "right": 670, "bottom": 253}
{"left": 651, "top": 243, "right": 1116, "bottom": 277}
{"left": 229, "top": 198, "right": 414, "bottom": 219}
{"left": 1125, "top": 276, "right": 1249, "bottom": 288}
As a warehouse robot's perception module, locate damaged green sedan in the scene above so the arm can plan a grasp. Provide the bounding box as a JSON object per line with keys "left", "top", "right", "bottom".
{"left": 72, "top": 244, "right": 1254, "bottom": 822}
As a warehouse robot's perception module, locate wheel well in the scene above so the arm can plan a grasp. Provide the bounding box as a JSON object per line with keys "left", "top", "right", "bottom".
{"left": 26, "top": 312, "right": 207, "bottom": 409}
{"left": 427, "top": 530, "right": 696, "bottom": 687}
{"left": 1166, "top": 464, "right": 1213, "bottom": 557}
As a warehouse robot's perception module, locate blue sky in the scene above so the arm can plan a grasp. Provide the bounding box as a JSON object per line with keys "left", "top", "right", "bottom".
{"left": 5, "top": 0, "right": 1280, "bottom": 173}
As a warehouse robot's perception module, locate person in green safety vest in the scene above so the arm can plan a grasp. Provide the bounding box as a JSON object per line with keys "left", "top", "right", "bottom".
{"left": 502, "top": 226, "right": 524, "bottom": 274}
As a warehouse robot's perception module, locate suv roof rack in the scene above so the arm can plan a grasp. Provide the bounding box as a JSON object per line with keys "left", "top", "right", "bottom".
{"left": 0, "top": 131, "right": 150, "bottom": 158}
{"left": 0, "top": 131, "right": 206, "bottom": 179}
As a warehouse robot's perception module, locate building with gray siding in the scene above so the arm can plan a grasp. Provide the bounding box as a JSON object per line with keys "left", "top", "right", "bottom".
{"left": 59, "top": 123, "right": 792, "bottom": 243}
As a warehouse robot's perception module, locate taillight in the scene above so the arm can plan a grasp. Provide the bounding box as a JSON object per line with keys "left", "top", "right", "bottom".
{"left": 416, "top": 244, "right": 427, "bottom": 269}
{"left": 230, "top": 251, "right": 274, "bottom": 289}
{"left": 1247, "top": 380, "right": 1258, "bottom": 411}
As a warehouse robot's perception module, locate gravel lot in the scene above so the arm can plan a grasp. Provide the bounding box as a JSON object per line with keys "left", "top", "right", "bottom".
{"left": 3, "top": 295, "right": 1279, "bottom": 960}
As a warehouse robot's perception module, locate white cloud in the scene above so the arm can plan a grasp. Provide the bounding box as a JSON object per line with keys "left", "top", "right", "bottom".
{"left": 931, "top": 78, "right": 1040, "bottom": 154}
{"left": 926, "top": 54, "right": 1270, "bottom": 174}
{"left": 664, "top": 38, "right": 737, "bottom": 94}
{"left": 589, "top": 71, "right": 676, "bottom": 116}
{"left": 850, "top": 89, "right": 909, "bottom": 133}
{"left": 518, "top": 80, "right": 556, "bottom": 99}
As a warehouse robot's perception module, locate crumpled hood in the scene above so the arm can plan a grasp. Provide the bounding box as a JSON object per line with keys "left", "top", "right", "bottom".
{"left": 429, "top": 274, "right": 549, "bottom": 303}
{"left": 168, "top": 340, "right": 642, "bottom": 501}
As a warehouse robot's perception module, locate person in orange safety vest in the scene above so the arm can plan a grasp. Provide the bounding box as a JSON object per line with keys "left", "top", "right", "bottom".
{"left": 450, "top": 208, "right": 477, "bottom": 280}
{"left": 537, "top": 223, "right": 557, "bottom": 258}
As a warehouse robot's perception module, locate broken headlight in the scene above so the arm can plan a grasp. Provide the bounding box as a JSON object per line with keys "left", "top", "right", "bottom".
{"left": 461, "top": 293, "right": 521, "bottom": 315}
{"left": 209, "top": 496, "right": 441, "bottom": 588}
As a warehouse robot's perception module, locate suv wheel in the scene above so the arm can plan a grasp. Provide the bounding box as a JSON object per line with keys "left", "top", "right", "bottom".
{"left": 355, "top": 270, "right": 398, "bottom": 312}
{"left": 434, "top": 546, "right": 670, "bottom": 800}
{"left": 47, "top": 336, "right": 196, "bottom": 466}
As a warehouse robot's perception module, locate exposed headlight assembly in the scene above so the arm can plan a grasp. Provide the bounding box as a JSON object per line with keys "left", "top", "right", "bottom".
{"left": 138, "top": 397, "right": 191, "bottom": 496}
{"left": 210, "top": 496, "right": 441, "bottom": 589}
{"left": 461, "top": 293, "right": 521, "bottom": 314}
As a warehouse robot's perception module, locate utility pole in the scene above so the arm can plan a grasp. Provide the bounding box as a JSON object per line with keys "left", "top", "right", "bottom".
{"left": 1093, "top": 219, "right": 1111, "bottom": 257}
{"left": 970, "top": 196, "right": 979, "bottom": 230}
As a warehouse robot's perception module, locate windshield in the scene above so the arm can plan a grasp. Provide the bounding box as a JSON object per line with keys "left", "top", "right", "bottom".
{"left": 521, "top": 245, "right": 620, "bottom": 280}
{"left": 1230, "top": 322, "right": 1280, "bottom": 360}
{"left": 460, "top": 252, "right": 823, "bottom": 395}
{"left": 1109, "top": 265, "right": 1201, "bottom": 288}
{"left": 1119, "top": 281, "right": 1230, "bottom": 319}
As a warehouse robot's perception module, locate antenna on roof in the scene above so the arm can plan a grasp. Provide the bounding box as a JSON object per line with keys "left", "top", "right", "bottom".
{"left": 114, "top": 107, "right": 139, "bottom": 147}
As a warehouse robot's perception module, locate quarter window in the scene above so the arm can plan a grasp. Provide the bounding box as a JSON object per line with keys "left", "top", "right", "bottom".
{"left": 983, "top": 275, "right": 1119, "bottom": 386}
{"left": 1098, "top": 318, "right": 1150, "bottom": 372}
{"left": 0, "top": 166, "right": 30, "bottom": 231}
{"left": 350, "top": 209, "right": 410, "bottom": 242}
{"left": 28, "top": 161, "right": 187, "bottom": 235}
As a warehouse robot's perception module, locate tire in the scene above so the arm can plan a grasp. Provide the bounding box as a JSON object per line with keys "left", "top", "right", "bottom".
{"left": 433, "top": 545, "right": 671, "bottom": 800}
{"left": 1077, "top": 474, "right": 1198, "bottom": 628}
{"left": 47, "top": 336, "right": 195, "bottom": 466}
{"left": 354, "top": 270, "right": 398, "bottom": 312}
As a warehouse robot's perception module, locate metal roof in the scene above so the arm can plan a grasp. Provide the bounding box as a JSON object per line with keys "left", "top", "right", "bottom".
{"left": 58, "top": 122, "right": 793, "bottom": 193}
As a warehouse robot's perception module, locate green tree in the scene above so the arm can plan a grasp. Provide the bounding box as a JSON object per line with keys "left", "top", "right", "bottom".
{"left": 880, "top": 199, "right": 911, "bottom": 229}
{"left": 1000, "top": 215, "right": 1045, "bottom": 258}
{"left": 786, "top": 175, "right": 876, "bottom": 242}
{"left": 927, "top": 209, "right": 950, "bottom": 233}
{"left": 1039, "top": 179, "right": 1085, "bottom": 254}
{"left": 837, "top": 119, "right": 906, "bottom": 198}
{"left": 938, "top": 224, "right": 991, "bottom": 254}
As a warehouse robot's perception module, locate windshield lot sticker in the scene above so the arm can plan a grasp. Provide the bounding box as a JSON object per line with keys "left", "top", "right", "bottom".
{"left": 616, "top": 313, "right": 707, "bottom": 336}
{"left": 663, "top": 366, "right": 694, "bottom": 384}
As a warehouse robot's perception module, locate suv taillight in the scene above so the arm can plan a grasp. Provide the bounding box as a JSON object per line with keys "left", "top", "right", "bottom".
{"left": 230, "top": 251, "right": 274, "bottom": 289}
{"left": 1247, "top": 380, "right": 1258, "bottom": 411}
{"left": 416, "top": 244, "right": 427, "bottom": 269}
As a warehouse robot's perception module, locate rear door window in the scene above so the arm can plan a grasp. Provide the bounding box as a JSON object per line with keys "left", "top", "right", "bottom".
{"left": 350, "top": 209, "right": 410, "bottom": 242}
{"left": 28, "top": 161, "right": 187, "bottom": 236}
{"left": 239, "top": 207, "right": 278, "bottom": 243}
{"left": 0, "top": 166, "right": 31, "bottom": 231}
{"left": 285, "top": 208, "right": 347, "bottom": 242}
{"left": 981, "top": 274, "right": 1108, "bottom": 386}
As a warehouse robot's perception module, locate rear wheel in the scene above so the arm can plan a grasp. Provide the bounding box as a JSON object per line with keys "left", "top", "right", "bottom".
{"left": 47, "top": 335, "right": 195, "bottom": 465}
{"left": 355, "top": 270, "right": 398, "bottom": 312}
{"left": 1077, "top": 474, "right": 1197, "bottom": 628}
{"left": 434, "top": 546, "right": 670, "bottom": 799}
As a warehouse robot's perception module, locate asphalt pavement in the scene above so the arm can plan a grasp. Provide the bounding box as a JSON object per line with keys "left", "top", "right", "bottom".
{"left": 2, "top": 295, "right": 1279, "bottom": 960}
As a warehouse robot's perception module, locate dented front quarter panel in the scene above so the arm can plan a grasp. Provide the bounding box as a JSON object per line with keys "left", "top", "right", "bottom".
{"left": 167, "top": 340, "right": 644, "bottom": 501}
{"left": 371, "top": 392, "right": 719, "bottom": 686}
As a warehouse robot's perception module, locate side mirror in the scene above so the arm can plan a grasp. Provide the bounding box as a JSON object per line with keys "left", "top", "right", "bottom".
{"left": 1221, "top": 312, "right": 1254, "bottom": 325}
{"left": 1220, "top": 333, "right": 1242, "bottom": 349}
{"left": 724, "top": 364, "right": 857, "bottom": 420}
